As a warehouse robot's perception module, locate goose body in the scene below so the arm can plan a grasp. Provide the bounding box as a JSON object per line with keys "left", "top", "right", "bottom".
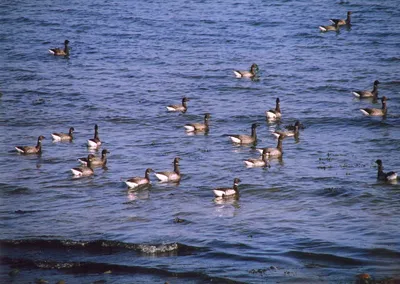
{"left": 78, "top": 149, "right": 109, "bottom": 167}
{"left": 213, "top": 178, "right": 241, "bottom": 198}
{"left": 265, "top": 98, "right": 281, "bottom": 120}
{"left": 330, "top": 11, "right": 352, "bottom": 26}
{"left": 256, "top": 135, "right": 284, "bottom": 158}
{"left": 87, "top": 124, "right": 101, "bottom": 147}
{"left": 125, "top": 168, "right": 153, "bottom": 188}
{"left": 154, "top": 157, "right": 181, "bottom": 183}
{"left": 49, "top": 40, "right": 70, "bottom": 56}
{"left": 184, "top": 113, "right": 210, "bottom": 132}
{"left": 166, "top": 97, "right": 189, "bottom": 112}
{"left": 15, "top": 136, "right": 45, "bottom": 154}
{"left": 272, "top": 121, "right": 300, "bottom": 138}
{"left": 319, "top": 21, "right": 340, "bottom": 32}
{"left": 352, "top": 80, "right": 380, "bottom": 98}
{"left": 360, "top": 96, "right": 387, "bottom": 116}
{"left": 376, "top": 160, "right": 397, "bottom": 181}
{"left": 233, "top": 63, "right": 258, "bottom": 78}
{"left": 244, "top": 150, "right": 269, "bottom": 168}
{"left": 71, "top": 154, "right": 95, "bottom": 177}
{"left": 227, "top": 123, "right": 258, "bottom": 145}
{"left": 51, "top": 127, "right": 74, "bottom": 141}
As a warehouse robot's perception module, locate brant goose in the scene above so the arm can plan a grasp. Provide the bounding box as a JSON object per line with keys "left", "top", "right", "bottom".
{"left": 244, "top": 149, "right": 269, "bottom": 168}
{"left": 352, "top": 80, "right": 380, "bottom": 99}
{"left": 78, "top": 149, "right": 109, "bottom": 167}
{"left": 166, "top": 97, "right": 190, "bottom": 113}
{"left": 15, "top": 135, "right": 45, "bottom": 154}
{"left": 213, "top": 178, "right": 241, "bottom": 198}
{"left": 375, "top": 160, "right": 397, "bottom": 181}
{"left": 51, "top": 127, "right": 74, "bottom": 141}
{"left": 233, "top": 63, "right": 258, "bottom": 78}
{"left": 319, "top": 21, "right": 340, "bottom": 32}
{"left": 49, "top": 40, "right": 70, "bottom": 56}
{"left": 71, "top": 154, "right": 95, "bottom": 177}
{"left": 272, "top": 121, "right": 300, "bottom": 138}
{"left": 330, "top": 11, "right": 352, "bottom": 26}
{"left": 360, "top": 96, "right": 387, "bottom": 116}
{"left": 266, "top": 98, "right": 281, "bottom": 120}
{"left": 154, "top": 157, "right": 181, "bottom": 183}
{"left": 227, "top": 123, "right": 258, "bottom": 145}
{"left": 184, "top": 113, "right": 210, "bottom": 133}
{"left": 256, "top": 134, "right": 284, "bottom": 158}
{"left": 87, "top": 124, "right": 101, "bottom": 147}
{"left": 125, "top": 168, "right": 153, "bottom": 189}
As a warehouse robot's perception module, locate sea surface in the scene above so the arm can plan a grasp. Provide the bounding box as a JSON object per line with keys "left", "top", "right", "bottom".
{"left": 1, "top": 0, "right": 400, "bottom": 283}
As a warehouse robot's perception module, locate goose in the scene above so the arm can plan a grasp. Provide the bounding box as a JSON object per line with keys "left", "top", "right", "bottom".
{"left": 184, "top": 113, "right": 210, "bottom": 132}
{"left": 360, "top": 96, "right": 387, "bottom": 116}
{"left": 71, "top": 154, "right": 95, "bottom": 177}
{"left": 49, "top": 40, "right": 70, "bottom": 56}
{"left": 51, "top": 127, "right": 74, "bottom": 141}
{"left": 319, "top": 21, "right": 340, "bottom": 32}
{"left": 265, "top": 98, "right": 281, "bottom": 120}
{"left": 154, "top": 157, "right": 181, "bottom": 183}
{"left": 256, "top": 134, "right": 284, "bottom": 158}
{"left": 352, "top": 80, "right": 380, "bottom": 98}
{"left": 213, "top": 178, "right": 241, "bottom": 198}
{"left": 166, "top": 97, "right": 190, "bottom": 113}
{"left": 78, "top": 149, "right": 109, "bottom": 167}
{"left": 375, "top": 160, "right": 397, "bottom": 181}
{"left": 330, "top": 11, "right": 352, "bottom": 26}
{"left": 226, "top": 123, "right": 258, "bottom": 145}
{"left": 87, "top": 124, "right": 101, "bottom": 147}
{"left": 272, "top": 121, "right": 300, "bottom": 138}
{"left": 15, "top": 136, "right": 45, "bottom": 154}
{"left": 125, "top": 168, "right": 153, "bottom": 188}
{"left": 233, "top": 63, "right": 258, "bottom": 78}
{"left": 244, "top": 149, "right": 269, "bottom": 167}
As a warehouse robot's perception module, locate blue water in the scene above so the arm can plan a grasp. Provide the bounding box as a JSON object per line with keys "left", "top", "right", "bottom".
{"left": 1, "top": 0, "right": 400, "bottom": 283}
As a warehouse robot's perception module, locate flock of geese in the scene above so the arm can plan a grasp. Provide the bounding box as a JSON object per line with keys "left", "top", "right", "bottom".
{"left": 14, "top": 11, "right": 398, "bottom": 199}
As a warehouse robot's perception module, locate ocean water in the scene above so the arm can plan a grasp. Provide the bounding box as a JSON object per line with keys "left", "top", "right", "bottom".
{"left": 1, "top": 0, "right": 400, "bottom": 283}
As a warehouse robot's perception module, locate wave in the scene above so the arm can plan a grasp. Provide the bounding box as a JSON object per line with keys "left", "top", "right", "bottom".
{"left": 0, "top": 239, "right": 206, "bottom": 256}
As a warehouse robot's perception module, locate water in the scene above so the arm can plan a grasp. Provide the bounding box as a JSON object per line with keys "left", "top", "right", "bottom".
{"left": 1, "top": 0, "right": 400, "bottom": 283}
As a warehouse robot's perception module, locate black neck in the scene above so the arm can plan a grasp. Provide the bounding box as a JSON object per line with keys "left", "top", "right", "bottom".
{"left": 277, "top": 138, "right": 283, "bottom": 151}
{"left": 372, "top": 84, "right": 378, "bottom": 95}
{"left": 251, "top": 127, "right": 257, "bottom": 139}
{"left": 174, "top": 162, "right": 180, "bottom": 175}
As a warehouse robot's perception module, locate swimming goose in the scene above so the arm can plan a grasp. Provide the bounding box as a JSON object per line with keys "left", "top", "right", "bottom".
{"left": 166, "top": 97, "right": 190, "bottom": 113}
{"left": 78, "top": 149, "right": 109, "bottom": 167}
{"left": 265, "top": 98, "right": 281, "bottom": 120}
{"left": 71, "top": 154, "right": 95, "bottom": 177}
{"left": 352, "top": 80, "right": 380, "bottom": 98}
{"left": 319, "top": 21, "right": 340, "bottom": 32}
{"left": 213, "top": 178, "right": 241, "bottom": 198}
{"left": 51, "top": 127, "right": 74, "bottom": 141}
{"left": 15, "top": 135, "right": 45, "bottom": 154}
{"left": 227, "top": 123, "right": 258, "bottom": 145}
{"left": 256, "top": 134, "right": 284, "bottom": 158}
{"left": 360, "top": 96, "right": 387, "bottom": 116}
{"left": 272, "top": 121, "right": 300, "bottom": 138}
{"left": 125, "top": 168, "right": 153, "bottom": 188}
{"left": 233, "top": 63, "right": 258, "bottom": 78}
{"left": 330, "top": 11, "right": 352, "bottom": 26}
{"left": 244, "top": 149, "right": 269, "bottom": 168}
{"left": 375, "top": 160, "right": 397, "bottom": 181}
{"left": 184, "top": 113, "right": 210, "bottom": 132}
{"left": 154, "top": 157, "right": 181, "bottom": 183}
{"left": 49, "top": 40, "right": 70, "bottom": 56}
{"left": 87, "top": 124, "right": 101, "bottom": 147}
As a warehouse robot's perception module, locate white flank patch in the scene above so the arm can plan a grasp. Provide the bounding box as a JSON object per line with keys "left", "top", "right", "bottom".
{"left": 48, "top": 49, "right": 55, "bottom": 54}
{"left": 71, "top": 168, "right": 83, "bottom": 176}
{"left": 15, "top": 147, "right": 25, "bottom": 154}
{"left": 319, "top": 26, "right": 327, "bottom": 32}
{"left": 266, "top": 111, "right": 276, "bottom": 119}
{"left": 233, "top": 71, "right": 242, "bottom": 78}
{"left": 77, "top": 158, "right": 87, "bottom": 165}
{"left": 213, "top": 189, "right": 225, "bottom": 197}
{"left": 244, "top": 160, "right": 255, "bottom": 167}
{"left": 125, "top": 181, "right": 139, "bottom": 188}
{"left": 154, "top": 173, "right": 169, "bottom": 182}
{"left": 166, "top": 106, "right": 177, "bottom": 111}
{"left": 184, "top": 125, "right": 195, "bottom": 132}
{"left": 352, "top": 92, "right": 361, "bottom": 97}
{"left": 360, "top": 109, "right": 370, "bottom": 116}
{"left": 387, "top": 173, "right": 398, "bottom": 181}
{"left": 229, "top": 136, "right": 241, "bottom": 144}
{"left": 51, "top": 134, "right": 62, "bottom": 141}
{"left": 87, "top": 139, "right": 99, "bottom": 147}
